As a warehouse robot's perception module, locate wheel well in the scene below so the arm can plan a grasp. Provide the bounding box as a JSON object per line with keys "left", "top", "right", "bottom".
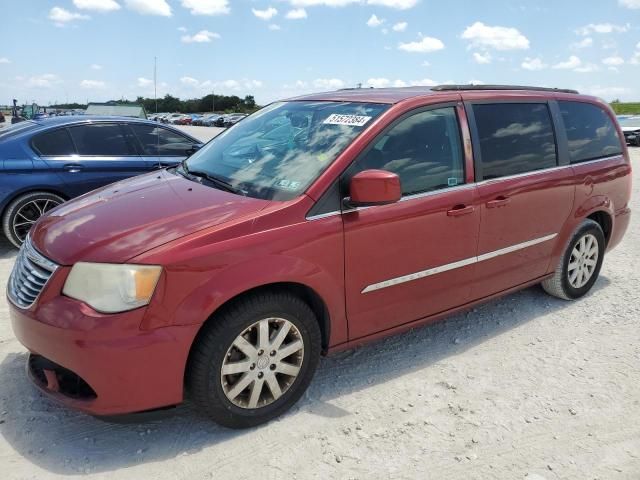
{"left": 1, "top": 189, "right": 69, "bottom": 220}
{"left": 587, "top": 211, "right": 612, "bottom": 246}
{"left": 189, "top": 282, "right": 331, "bottom": 359}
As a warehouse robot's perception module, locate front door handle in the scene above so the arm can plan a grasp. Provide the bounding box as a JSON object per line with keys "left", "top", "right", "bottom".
{"left": 63, "top": 164, "right": 83, "bottom": 173}
{"left": 447, "top": 205, "right": 475, "bottom": 217}
{"left": 486, "top": 196, "right": 510, "bottom": 208}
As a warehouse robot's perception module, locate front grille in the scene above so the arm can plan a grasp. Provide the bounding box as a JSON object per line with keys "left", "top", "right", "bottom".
{"left": 7, "top": 237, "right": 58, "bottom": 309}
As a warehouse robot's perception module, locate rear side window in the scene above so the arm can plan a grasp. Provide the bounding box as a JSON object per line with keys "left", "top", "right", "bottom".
{"left": 473, "top": 103, "right": 557, "bottom": 180}
{"left": 68, "top": 124, "right": 134, "bottom": 156}
{"left": 558, "top": 101, "right": 622, "bottom": 163}
{"left": 355, "top": 107, "right": 465, "bottom": 196}
{"left": 129, "top": 124, "right": 196, "bottom": 156}
{"left": 32, "top": 128, "right": 75, "bottom": 156}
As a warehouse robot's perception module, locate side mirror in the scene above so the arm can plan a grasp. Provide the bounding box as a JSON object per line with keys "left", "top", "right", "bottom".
{"left": 186, "top": 143, "right": 203, "bottom": 156}
{"left": 344, "top": 169, "right": 401, "bottom": 208}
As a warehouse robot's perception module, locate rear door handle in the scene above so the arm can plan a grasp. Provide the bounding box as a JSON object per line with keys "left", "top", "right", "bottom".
{"left": 486, "top": 196, "right": 510, "bottom": 208}
{"left": 63, "top": 164, "right": 83, "bottom": 173}
{"left": 447, "top": 205, "right": 475, "bottom": 217}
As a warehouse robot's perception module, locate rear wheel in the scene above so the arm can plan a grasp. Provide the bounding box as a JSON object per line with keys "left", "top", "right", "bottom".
{"left": 542, "top": 219, "right": 605, "bottom": 300}
{"left": 186, "top": 291, "right": 321, "bottom": 429}
{"left": 2, "top": 192, "right": 64, "bottom": 248}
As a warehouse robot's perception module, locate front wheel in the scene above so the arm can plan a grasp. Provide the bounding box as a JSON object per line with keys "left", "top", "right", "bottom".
{"left": 2, "top": 191, "right": 64, "bottom": 248}
{"left": 186, "top": 292, "right": 321, "bottom": 429}
{"left": 542, "top": 219, "right": 605, "bottom": 300}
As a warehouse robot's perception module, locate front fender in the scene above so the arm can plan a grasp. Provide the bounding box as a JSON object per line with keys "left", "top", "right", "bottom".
{"left": 138, "top": 215, "right": 347, "bottom": 347}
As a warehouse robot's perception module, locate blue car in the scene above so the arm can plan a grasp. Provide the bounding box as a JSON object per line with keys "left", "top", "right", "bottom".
{"left": 0, "top": 116, "right": 203, "bottom": 247}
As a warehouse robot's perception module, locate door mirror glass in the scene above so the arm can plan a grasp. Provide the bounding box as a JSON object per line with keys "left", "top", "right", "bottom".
{"left": 346, "top": 169, "right": 401, "bottom": 208}
{"left": 187, "top": 143, "right": 203, "bottom": 156}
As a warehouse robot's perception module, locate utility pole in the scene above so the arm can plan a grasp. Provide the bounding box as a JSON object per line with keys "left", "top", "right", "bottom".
{"left": 154, "top": 56, "right": 158, "bottom": 113}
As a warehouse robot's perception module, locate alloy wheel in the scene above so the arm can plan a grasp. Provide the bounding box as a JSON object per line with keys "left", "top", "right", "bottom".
{"left": 567, "top": 233, "right": 599, "bottom": 289}
{"left": 12, "top": 199, "right": 61, "bottom": 243}
{"left": 221, "top": 317, "right": 304, "bottom": 409}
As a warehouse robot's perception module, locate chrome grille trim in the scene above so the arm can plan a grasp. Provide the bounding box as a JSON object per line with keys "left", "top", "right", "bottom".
{"left": 7, "top": 237, "right": 58, "bottom": 309}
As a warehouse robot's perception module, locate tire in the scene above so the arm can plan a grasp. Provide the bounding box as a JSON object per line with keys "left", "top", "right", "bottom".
{"left": 542, "top": 219, "right": 605, "bottom": 300}
{"left": 2, "top": 191, "right": 64, "bottom": 248}
{"left": 186, "top": 291, "right": 321, "bottom": 429}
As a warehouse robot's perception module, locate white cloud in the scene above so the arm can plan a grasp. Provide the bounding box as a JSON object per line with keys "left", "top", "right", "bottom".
{"left": 90, "top": 63, "right": 102, "bottom": 70}
{"left": 571, "top": 37, "right": 593, "bottom": 49}
{"left": 0, "top": 58, "right": 10, "bottom": 64}
{"left": 124, "top": 0, "right": 171, "bottom": 16}
{"left": 409, "top": 78, "right": 437, "bottom": 86}
{"left": 27, "top": 74, "right": 62, "bottom": 88}
{"left": 80, "top": 79, "right": 106, "bottom": 89}
{"left": 253, "top": 7, "right": 278, "bottom": 20}
{"left": 285, "top": 8, "right": 307, "bottom": 19}
{"left": 367, "top": 14, "right": 383, "bottom": 27}
{"left": 574, "top": 63, "right": 599, "bottom": 73}
{"left": 602, "top": 55, "right": 624, "bottom": 66}
{"left": 177, "top": 26, "right": 187, "bottom": 32}
{"left": 287, "top": 0, "right": 416, "bottom": 8}
{"left": 521, "top": 57, "right": 547, "bottom": 71}
{"left": 313, "top": 78, "right": 345, "bottom": 89}
{"left": 181, "top": 30, "right": 220, "bottom": 43}
{"left": 392, "top": 21, "right": 407, "bottom": 32}
{"left": 575, "top": 23, "right": 629, "bottom": 35}
{"left": 180, "top": 76, "right": 201, "bottom": 87}
{"left": 461, "top": 22, "right": 529, "bottom": 50}
{"left": 630, "top": 50, "right": 640, "bottom": 65}
{"left": 181, "top": 0, "right": 230, "bottom": 15}
{"left": 73, "top": 0, "right": 120, "bottom": 12}
{"left": 268, "top": 24, "right": 281, "bottom": 30}
{"left": 398, "top": 36, "right": 445, "bottom": 53}
{"left": 620, "top": 0, "right": 640, "bottom": 7}
{"left": 367, "top": 0, "right": 417, "bottom": 9}
{"left": 137, "top": 77, "right": 153, "bottom": 87}
{"left": 367, "top": 77, "right": 391, "bottom": 88}
{"left": 553, "top": 55, "right": 581, "bottom": 69}
{"left": 473, "top": 51, "right": 491, "bottom": 64}
{"left": 421, "top": 60, "right": 430, "bottom": 67}
{"left": 49, "top": 7, "right": 90, "bottom": 25}
{"left": 180, "top": 76, "right": 262, "bottom": 92}
{"left": 583, "top": 85, "right": 631, "bottom": 99}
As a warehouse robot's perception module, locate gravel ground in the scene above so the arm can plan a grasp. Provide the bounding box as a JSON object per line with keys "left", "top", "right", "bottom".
{"left": 0, "top": 148, "right": 638, "bottom": 480}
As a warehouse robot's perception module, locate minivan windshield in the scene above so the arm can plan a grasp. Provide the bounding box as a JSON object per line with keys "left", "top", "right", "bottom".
{"left": 182, "top": 101, "right": 388, "bottom": 200}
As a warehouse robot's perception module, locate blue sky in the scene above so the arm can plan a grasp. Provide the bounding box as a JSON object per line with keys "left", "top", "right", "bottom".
{"left": 1, "top": 0, "right": 639, "bottom": 106}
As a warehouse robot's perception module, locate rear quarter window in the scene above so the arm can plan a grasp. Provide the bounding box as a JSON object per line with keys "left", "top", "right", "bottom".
{"left": 31, "top": 128, "right": 76, "bottom": 156}
{"left": 558, "top": 101, "right": 622, "bottom": 163}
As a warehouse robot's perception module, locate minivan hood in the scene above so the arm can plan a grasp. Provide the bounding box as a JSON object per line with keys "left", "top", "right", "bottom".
{"left": 30, "top": 170, "right": 270, "bottom": 265}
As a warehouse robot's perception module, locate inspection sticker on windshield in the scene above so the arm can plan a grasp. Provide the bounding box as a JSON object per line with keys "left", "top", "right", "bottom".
{"left": 323, "top": 114, "right": 372, "bottom": 127}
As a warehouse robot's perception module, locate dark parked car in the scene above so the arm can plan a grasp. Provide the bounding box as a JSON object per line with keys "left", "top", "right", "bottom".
{"left": 0, "top": 111, "right": 5, "bottom": 123}
{"left": 0, "top": 116, "right": 202, "bottom": 247}
{"left": 224, "top": 113, "right": 248, "bottom": 127}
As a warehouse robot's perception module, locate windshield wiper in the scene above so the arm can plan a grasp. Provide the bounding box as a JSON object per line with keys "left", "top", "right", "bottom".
{"left": 187, "top": 169, "right": 246, "bottom": 196}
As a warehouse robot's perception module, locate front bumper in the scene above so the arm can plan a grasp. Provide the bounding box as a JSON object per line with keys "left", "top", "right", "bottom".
{"left": 9, "top": 276, "right": 201, "bottom": 415}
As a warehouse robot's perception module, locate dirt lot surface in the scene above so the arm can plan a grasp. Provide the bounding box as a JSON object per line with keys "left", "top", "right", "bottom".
{"left": 0, "top": 147, "right": 638, "bottom": 480}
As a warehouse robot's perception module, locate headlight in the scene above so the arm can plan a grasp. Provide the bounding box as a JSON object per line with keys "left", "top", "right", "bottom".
{"left": 62, "top": 263, "right": 162, "bottom": 313}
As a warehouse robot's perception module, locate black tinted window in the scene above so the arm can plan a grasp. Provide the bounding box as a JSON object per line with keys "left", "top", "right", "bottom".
{"left": 130, "top": 124, "right": 196, "bottom": 156}
{"left": 559, "top": 101, "right": 622, "bottom": 163}
{"left": 356, "top": 107, "right": 465, "bottom": 195}
{"left": 32, "top": 128, "right": 75, "bottom": 156}
{"left": 68, "top": 124, "right": 133, "bottom": 156}
{"left": 474, "top": 103, "right": 557, "bottom": 180}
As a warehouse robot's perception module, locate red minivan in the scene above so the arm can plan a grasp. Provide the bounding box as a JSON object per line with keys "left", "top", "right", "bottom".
{"left": 8, "top": 85, "right": 632, "bottom": 428}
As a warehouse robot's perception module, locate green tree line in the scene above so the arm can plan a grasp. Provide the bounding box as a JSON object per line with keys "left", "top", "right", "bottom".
{"left": 50, "top": 93, "right": 259, "bottom": 114}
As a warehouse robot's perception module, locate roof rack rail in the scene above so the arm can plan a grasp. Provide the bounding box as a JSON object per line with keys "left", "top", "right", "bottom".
{"left": 431, "top": 84, "right": 579, "bottom": 95}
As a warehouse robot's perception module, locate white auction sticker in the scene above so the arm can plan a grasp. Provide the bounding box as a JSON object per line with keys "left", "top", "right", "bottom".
{"left": 323, "top": 114, "right": 372, "bottom": 127}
